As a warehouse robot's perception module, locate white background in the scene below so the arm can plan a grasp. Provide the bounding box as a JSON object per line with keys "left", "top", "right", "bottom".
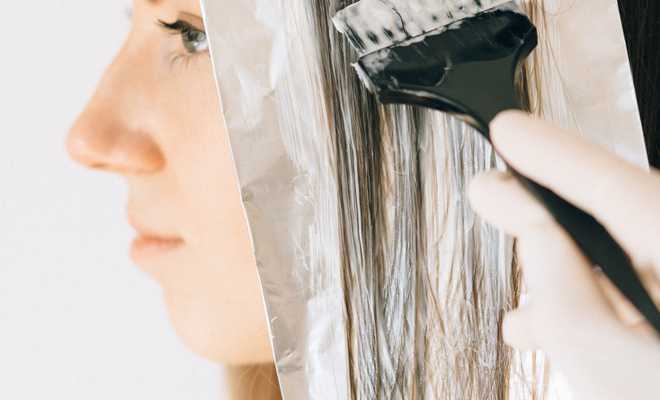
{"left": 0, "top": 1, "right": 220, "bottom": 398}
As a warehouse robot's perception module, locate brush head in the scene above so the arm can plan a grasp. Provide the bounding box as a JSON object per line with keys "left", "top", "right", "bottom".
{"left": 333, "top": 2, "right": 537, "bottom": 136}
{"left": 332, "top": 0, "right": 512, "bottom": 56}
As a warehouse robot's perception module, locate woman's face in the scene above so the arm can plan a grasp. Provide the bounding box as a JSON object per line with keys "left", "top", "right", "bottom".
{"left": 66, "top": 0, "right": 273, "bottom": 365}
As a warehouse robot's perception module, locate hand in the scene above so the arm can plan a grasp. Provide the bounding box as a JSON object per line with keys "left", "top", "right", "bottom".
{"left": 469, "top": 110, "right": 660, "bottom": 400}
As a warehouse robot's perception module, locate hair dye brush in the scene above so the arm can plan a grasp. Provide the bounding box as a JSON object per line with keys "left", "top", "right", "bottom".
{"left": 333, "top": 0, "right": 660, "bottom": 334}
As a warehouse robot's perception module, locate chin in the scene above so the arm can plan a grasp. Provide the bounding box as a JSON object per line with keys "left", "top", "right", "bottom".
{"left": 162, "top": 290, "right": 275, "bottom": 365}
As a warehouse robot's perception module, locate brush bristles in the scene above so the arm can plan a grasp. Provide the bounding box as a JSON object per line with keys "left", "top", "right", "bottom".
{"left": 332, "top": 0, "right": 514, "bottom": 55}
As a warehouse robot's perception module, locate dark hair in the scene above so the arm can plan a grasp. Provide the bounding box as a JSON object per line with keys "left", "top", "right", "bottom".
{"left": 619, "top": 0, "right": 660, "bottom": 167}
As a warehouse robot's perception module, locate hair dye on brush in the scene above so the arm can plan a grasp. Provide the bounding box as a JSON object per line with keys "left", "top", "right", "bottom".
{"left": 353, "top": 7, "right": 536, "bottom": 134}
{"left": 334, "top": 1, "right": 660, "bottom": 334}
{"left": 333, "top": 0, "right": 512, "bottom": 56}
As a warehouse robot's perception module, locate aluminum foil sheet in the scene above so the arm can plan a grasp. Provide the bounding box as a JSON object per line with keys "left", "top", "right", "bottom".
{"left": 538, "top": 0, "right": 647, "bottom": 168}
{"left": 199, "top": 0, "right": 647, "bottom": 398}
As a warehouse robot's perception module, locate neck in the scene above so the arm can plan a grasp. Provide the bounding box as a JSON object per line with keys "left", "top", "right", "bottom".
{"left": 223, "top": 364, "right": 282, "bottom": 400}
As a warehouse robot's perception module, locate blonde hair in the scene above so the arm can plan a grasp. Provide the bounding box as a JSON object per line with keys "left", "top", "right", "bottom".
{"left": 307, "top": 1, "right": 549, "bottom": 398}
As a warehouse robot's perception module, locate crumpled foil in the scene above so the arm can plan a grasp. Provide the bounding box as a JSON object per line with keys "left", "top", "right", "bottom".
{"left": 199, "top": 0, "right": 647, "bottom": 398}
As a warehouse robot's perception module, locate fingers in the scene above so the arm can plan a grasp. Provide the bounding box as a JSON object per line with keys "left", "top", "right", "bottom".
{"left": 490, "top": 110, "right": 660, "bottom": 267}
{"left": 516, "top": 222, "right": 615, "bottom": 330}
{"left": 502, "top": 305, "right": 538, "bottom": 351}
{"left": 470, "top": 132, "right": 660, "bottom": 400}
{"left": 468, "top": 171, "right": 552, "bottom": 238}
{"left": 470, "top": 171, "right": 620, "bottom": 351}
{"left": 596, "top": 268, "right": 660, "bottom": 331}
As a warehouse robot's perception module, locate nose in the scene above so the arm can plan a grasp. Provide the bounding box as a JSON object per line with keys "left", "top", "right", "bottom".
{"left": 66, "top": 45, "right": 165, "bottom": 175}
{"left": 67, "top": 115, "right": 164, "bottom": 175}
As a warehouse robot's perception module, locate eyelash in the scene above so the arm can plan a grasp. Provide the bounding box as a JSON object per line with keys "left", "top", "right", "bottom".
{"left": 157, "top": 19, "right": 209, "bottom": 67}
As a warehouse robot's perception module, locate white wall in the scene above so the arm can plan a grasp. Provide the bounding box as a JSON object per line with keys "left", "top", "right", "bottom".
{"left": 0, "top": 1, "right": 219, "bottom": 398}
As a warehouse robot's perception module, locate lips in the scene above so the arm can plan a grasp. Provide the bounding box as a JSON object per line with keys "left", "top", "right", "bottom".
{"left": 127, "top": 210, "right": 185, "bottom": 263}
{"left": 130, "top": 235, "right": 184, "bottom": 261}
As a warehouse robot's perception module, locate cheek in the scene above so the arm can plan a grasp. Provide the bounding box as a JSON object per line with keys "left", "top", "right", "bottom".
{"left": 157, "top": 60, "right": 272, "bottom": 364}
{"left": 162, "top": 132, "right": 272, "bottom": 364}
{"left": 173, "top": 109, "right": 256, "bottom": 287}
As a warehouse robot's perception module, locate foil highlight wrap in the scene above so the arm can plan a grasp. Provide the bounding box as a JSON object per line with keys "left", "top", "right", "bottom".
{"left": 200, "top": 1, "right": 348, "bottom": 398}
{"left": 546, "top": 0, "right": 647, "bottom": 167}
{"left": 199, "top": 0, "right": 647, "bottom": 399}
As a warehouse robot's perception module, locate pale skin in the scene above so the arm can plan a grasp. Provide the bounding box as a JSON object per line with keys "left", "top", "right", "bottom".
{"left": 470, "top": 110, "right": 660, "bottom": 399}
{"left": 66, "top": 0, "right": 279, "bottom": 398}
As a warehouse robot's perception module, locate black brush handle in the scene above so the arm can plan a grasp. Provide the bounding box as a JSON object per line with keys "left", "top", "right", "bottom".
{"left": 355, "top": 4, "right": 660, "bottom": 336}
{"left": 509, "top": 167, "right": 660, "bottom": 335}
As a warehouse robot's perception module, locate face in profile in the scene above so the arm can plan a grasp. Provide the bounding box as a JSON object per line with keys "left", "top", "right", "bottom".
{"left": 66, "top": 0, "right": 272, "bottom": 365}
